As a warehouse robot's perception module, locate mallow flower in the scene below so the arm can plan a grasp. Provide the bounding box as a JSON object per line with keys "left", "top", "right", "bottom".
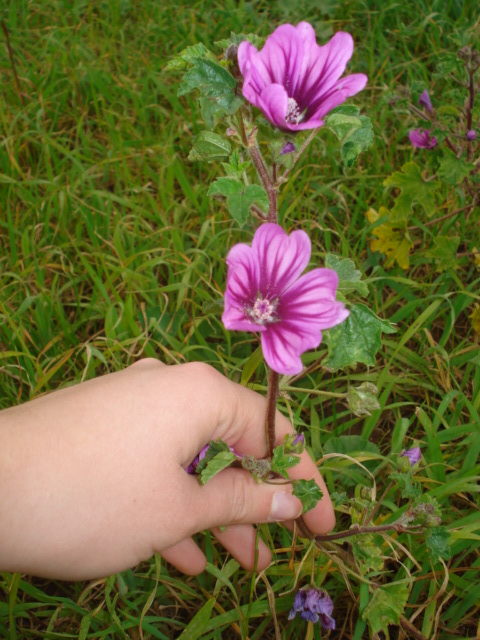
{"left": 238, "top": 22, "right": 367, "bottom": 132}
{"left": 222, "top": 223, "right": 348, "bottom": 375}
{"left": 409, "top": 128, "right": 438, "bottom": 149}
{"left": 418, "top": 90, "right": 433, "bottom": 113}
{"left": 400, "top": 446, "right": 421, "bottom": 467}
{"left": 288, "top": 587, "right": 336, "bottom": 629}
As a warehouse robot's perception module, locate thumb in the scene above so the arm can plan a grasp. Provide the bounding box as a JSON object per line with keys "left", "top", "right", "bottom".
{"left": 189, "top": 468, "right": 303, "bottom": 530}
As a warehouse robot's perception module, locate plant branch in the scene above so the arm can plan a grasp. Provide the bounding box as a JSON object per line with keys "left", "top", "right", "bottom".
{"left": 265, "top": 369, "right": 280, "bottom": 459}
{"left": 246, "top": 128, "right": 278, "bottom": 222}
{"left": 278, "top": 128, "right": 321, "bottom": 185}
{"left": 313, "top": 521, "right": 423, "bottom": 543}
{"left": 1, "top": 21, "right": 25, "bottom": 107}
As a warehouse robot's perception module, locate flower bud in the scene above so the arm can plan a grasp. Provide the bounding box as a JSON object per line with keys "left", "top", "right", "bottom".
{"left": 466, "top": 129, "right": 477, "bottom": 141}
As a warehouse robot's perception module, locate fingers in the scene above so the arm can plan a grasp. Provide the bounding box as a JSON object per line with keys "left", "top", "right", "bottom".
{"left": 160, "top": 538, "right": 206, "bottom": 575}
{"left": 213, "top": 524, "right": 272, "bottom": 571}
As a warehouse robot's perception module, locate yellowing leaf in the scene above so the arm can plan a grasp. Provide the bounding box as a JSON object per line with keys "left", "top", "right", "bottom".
{"left": 469, "top": 304, "right": 480, "bottom": 334}
{"left": 366, "top": 208, "right": 413, "bottom": 269}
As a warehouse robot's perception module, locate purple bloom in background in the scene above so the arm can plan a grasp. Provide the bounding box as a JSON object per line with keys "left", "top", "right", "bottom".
{"left": 288, "top": 587, "right": 336, "bottom": 629}
{"left": 400, "top": 446, "right": 421, "bottom": 466}
{"left": 222, "top": 223, "right": 348, "bottom": 375}
{"left": 466, "top": 129, "right": 477, "bottom": 141}
{"left": 238, "top": 23, "right": 367, "bottom": 132}
{"left": 418, "top": 90, "right": 433, "bottom": 112}
{"left": 409, "top": 128, "right": 438, "bottom": 149}
{"left": 280, "top": 141, "right": 296, "bottom": 155}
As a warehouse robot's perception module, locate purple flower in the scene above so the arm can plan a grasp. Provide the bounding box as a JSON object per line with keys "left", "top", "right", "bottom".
{"left": 222, "top": 223, "right": 348, "bottom": 375}
{"left": 400, "top": 446, "right": 421, "bottom": 466}
{"left": 280, "top": 141, "right": 296, "bottom": 155}
{"left": 186, "top": 444, "right": 210, "bottom": 474}
{"left": 288, "top": 587, "right": 336, "bottom": 629}
{"left": 418, "top": 90, "right": 433, "bottom": 113}
{"left": 238, "top": 23, "right": 367, "bottom": 132}
{"left": 466, "top": 129, "right": 477, "bottom": 141}
{"left": 409, "top": 128, "right": 438, "bottom": 149}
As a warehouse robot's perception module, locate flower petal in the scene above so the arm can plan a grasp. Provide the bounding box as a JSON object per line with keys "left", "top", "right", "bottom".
{"left": 252, "top": 223, "right": 311, "bottom": 296}
{"left": 256, "top": 84, "right": 290, "bottom": 130}
{"left": 223, "top": 243, "right": 264, "bottom": 332}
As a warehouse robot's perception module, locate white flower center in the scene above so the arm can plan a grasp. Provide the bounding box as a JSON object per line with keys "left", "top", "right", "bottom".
{"left": 285, "top": 98, "right": 304, "bottom": 125}
{"left": 246, "top": 297, "right": 278, "bottom": 325}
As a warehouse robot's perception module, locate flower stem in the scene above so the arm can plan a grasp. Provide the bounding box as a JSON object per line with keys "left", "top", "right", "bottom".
{"left": 265, "top": 369, "right": 280, "bottom": 459}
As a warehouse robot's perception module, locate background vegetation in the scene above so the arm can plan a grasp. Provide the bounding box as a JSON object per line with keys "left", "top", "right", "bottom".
{"left": 1, "top": 0, "right": 479, "bottom": 638}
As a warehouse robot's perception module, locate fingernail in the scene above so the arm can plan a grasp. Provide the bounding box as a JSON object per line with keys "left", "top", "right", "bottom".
{"left": 269, "top": 492, "right": 303, "bottom": 522}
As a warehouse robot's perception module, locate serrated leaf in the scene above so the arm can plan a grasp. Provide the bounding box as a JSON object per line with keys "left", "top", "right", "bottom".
{"left": 195, "top": 439, "right": 232, "bottom": 475}
{"left": 326, "top": 110, "right": 373, "bottom": 167}
{"left": 351, "top": 534, "right": 384, "bottom": 573}
{"left": 389, "top": 471, "right": 421, "bottom": 499}
{"left": 209, "top": 179, "right": 268, "bottom": 225}
{"left": 189, "top": 131, "right": 231, "bottom": 162}
{"left": 384, "top": 161, "right": 439, "bottom": 222}
{"left": 271, "top": 445, "right": 301, "bottom": 479}
{"left": 292, "top": 479, "right": 323, "bottom": 513}
{"left": 425, "top": 526, "right": 451, "bottom": 560}
{"left": 362, "top": 583, "right": 409, "bottom": 636}
{"left": 214, "top": 32, "right": 265, "bottom": 50}
{"left": 367, "top": 207, "right": 413, "bottom": 269}
{"left": 427, "top": 235, "right": 459, "bottom": 272}
{"left": 347, "top": 382, "right": 381, "bottom": 416}
{"left": 178, "top": 58, "right": 236, "bottom": 98}
{"left": 323, "top": 303, "right": 396, "bottom": 371}
{"left": 199, "top": 451, "right": 237, "bottom": 485}
{"left": 165, "top": 43, "right": 215, "bottom": 71}
{"left": 438, "top": 149, "right": 473, "bottom": 184}
{"left": 325, "top": 253, "right": 369, "bottom": 297}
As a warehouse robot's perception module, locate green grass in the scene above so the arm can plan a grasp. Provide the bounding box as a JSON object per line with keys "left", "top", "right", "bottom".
{"left": 1, "top": 0, "right": 479, "bottom": 638}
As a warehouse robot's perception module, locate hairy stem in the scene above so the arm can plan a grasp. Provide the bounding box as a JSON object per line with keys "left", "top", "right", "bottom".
{"left": 313, "top": 521, "right": 422, "bottom": 543}
{"left": 265, "top": 369, "right": 280, "bottom": 459}
{"left": 1, "top": 21, "right": 25, "bottom": 107}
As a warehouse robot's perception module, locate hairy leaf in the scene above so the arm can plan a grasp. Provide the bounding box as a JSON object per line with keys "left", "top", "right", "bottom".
{"left": 427, "top": 235, "right": 459, "bottom": 272}
{"left": 323, "top": 303, "right": 396, "bottom": 370}
{"left": 438, "top": 149, "right": 473, "bottom": 184}
{"left": 199, "top": 451, "right": 237, "bottom": 485}
{"left": 208, "top": 178, "right": 268, "bottom": 225}
{"left": 384, "top": 161, "right": 438, "bottom": 222}
{"left": 271, "top": 445, "right": 301, "bottom": 479}
{"left": 292, "top": 479, "right": 323, "bottom": 513}
{"left": 362, "top": 583, "right": 409, "bottom": 636}
{"left": 425, "top": 526, "right": 451, "bottom": 561}
{"left": 325, "top": 253, "right": 369, "bottom": 297}
{"left": 367, "top": 207, "right": 413, "bottom": 269}
{"left": 347, "top": 382, "right": 381, "bottom": 416}
{"left": 189, "top": 131, "right": 231, "bottom": 162}
{"left": 165, "top": 43, "right": 215, "bottom": 71}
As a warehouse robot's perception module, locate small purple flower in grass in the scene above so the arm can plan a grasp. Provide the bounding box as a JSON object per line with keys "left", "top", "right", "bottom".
{"left": 238, "top": 23, "right": 367, "bottom": 132}
{"left": 409, "top": 128, "right": 438, "bottom": 149}
{"left": 466, "top": 129, "right": 477, "bottom": 141}
{"left": 400, "top": 446, "right": 421, "bottom": 467}
{"left": 288, "top": 587, "right": 336, "bottom": 629}
{"left": 222, "top": 223, "right": 349, "bottom": 375}
{"left": 418, "top": 90, "right": 433, "bottom": 113}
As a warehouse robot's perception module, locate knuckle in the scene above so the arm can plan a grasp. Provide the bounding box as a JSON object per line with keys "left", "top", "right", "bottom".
{"left": 228, "top": 473, "right": 250, "bottom": 523}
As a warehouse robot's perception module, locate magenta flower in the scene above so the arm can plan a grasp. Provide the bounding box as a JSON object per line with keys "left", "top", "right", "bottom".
{"left": 288, "top": 587, "right": 336, "bottom": 629}
{"left": 222, "top": 223, "right": 348, "bottom": 375}
{"left": 409, "top": 128, "right": 438, "bottom": 149}
{"left": 418, "top": 90, "right": 433, "bottom": 113}
{"left": 466, "top": 129, "right": 477, "bottom": 141}
{"left": 238, "top": 23, "right": 367, "bottom": 132}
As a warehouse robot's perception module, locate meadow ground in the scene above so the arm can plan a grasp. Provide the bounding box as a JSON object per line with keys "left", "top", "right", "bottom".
{"left": 1, "top": 0, "right": 479, "bottom": 638}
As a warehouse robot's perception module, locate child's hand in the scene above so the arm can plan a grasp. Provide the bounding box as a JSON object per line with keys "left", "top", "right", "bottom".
{"left": 0, "top": 359, "right": 334, "bottom": 580}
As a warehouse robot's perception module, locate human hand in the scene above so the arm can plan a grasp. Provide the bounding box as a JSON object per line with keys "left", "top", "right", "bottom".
{"left": 0, "top": 359, "right": 334, "bottom": 580}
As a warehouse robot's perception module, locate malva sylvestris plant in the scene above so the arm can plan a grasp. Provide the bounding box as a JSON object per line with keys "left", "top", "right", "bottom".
{"left": 168, "top": 19, "right": 446, "bottom": 632}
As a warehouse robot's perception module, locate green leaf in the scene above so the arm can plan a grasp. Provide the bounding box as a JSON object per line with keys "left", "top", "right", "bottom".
{"left": 240, "top": 345, "right": 264, "bottom": 386}
{"left": 427, "top": 235, "right": 460, "bottom": 272}
{"left": 221, "top": 150, "right": 251, "bottom": 179}
{"left": 425, "top": 526, "right": 451, "bottom": 561}
{"left": 195, "top": 439, "right": 232, "bottom": 475}
{"left": 347, "top": 382, "right": 381, "bottom": 416}
{"left": 189, "top": 131, "right": 232, "bottom": 162}
{"left": 199, "top": 451, "right": 237, "bottom": 485}
{"left": 384, "top": 161, "right": 439, "bottom": 222}
{"left": 271, "top": 445, "right": 301, "bottom": 479}
{"left": 438, "top": 149, "right": 473, "bottom": 184}
{"left": 292, "top": 479, "right": 323, "bottom": 513}
{"left": 325, "top": 253, "right": 369, "bottom": 297}
{"left": 208, "top": 178, "right": 268, "bottom": 225}
{"left": 178, "top": 58, "right": 236, "bottom": 98}
{"left": 215, "top": 32, "right": 265, "bottom": 50}
{"left": 323, "top": 303, "right": 396, "bottom": 370}
{"left": 165, "top": 43, "right": 215, "bottom": 71}
{"left": 389, "top": 471, "right": 421, "bottom": 499}
{"left": 177, "top": 599, "right": 216, "bottom": 640}
{"left": 362, "top": 583, "right": 409, "bottom": 636}
{"left": 351, "top": 534, "right": 384, "bottom": 573}
{"left": 326, "top": 108, "right": 373, "bottom": 167}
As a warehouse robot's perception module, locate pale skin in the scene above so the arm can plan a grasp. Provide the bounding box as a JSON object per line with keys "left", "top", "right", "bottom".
{"left": 0, "top": 358, "right": 335, "bottom": 581}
